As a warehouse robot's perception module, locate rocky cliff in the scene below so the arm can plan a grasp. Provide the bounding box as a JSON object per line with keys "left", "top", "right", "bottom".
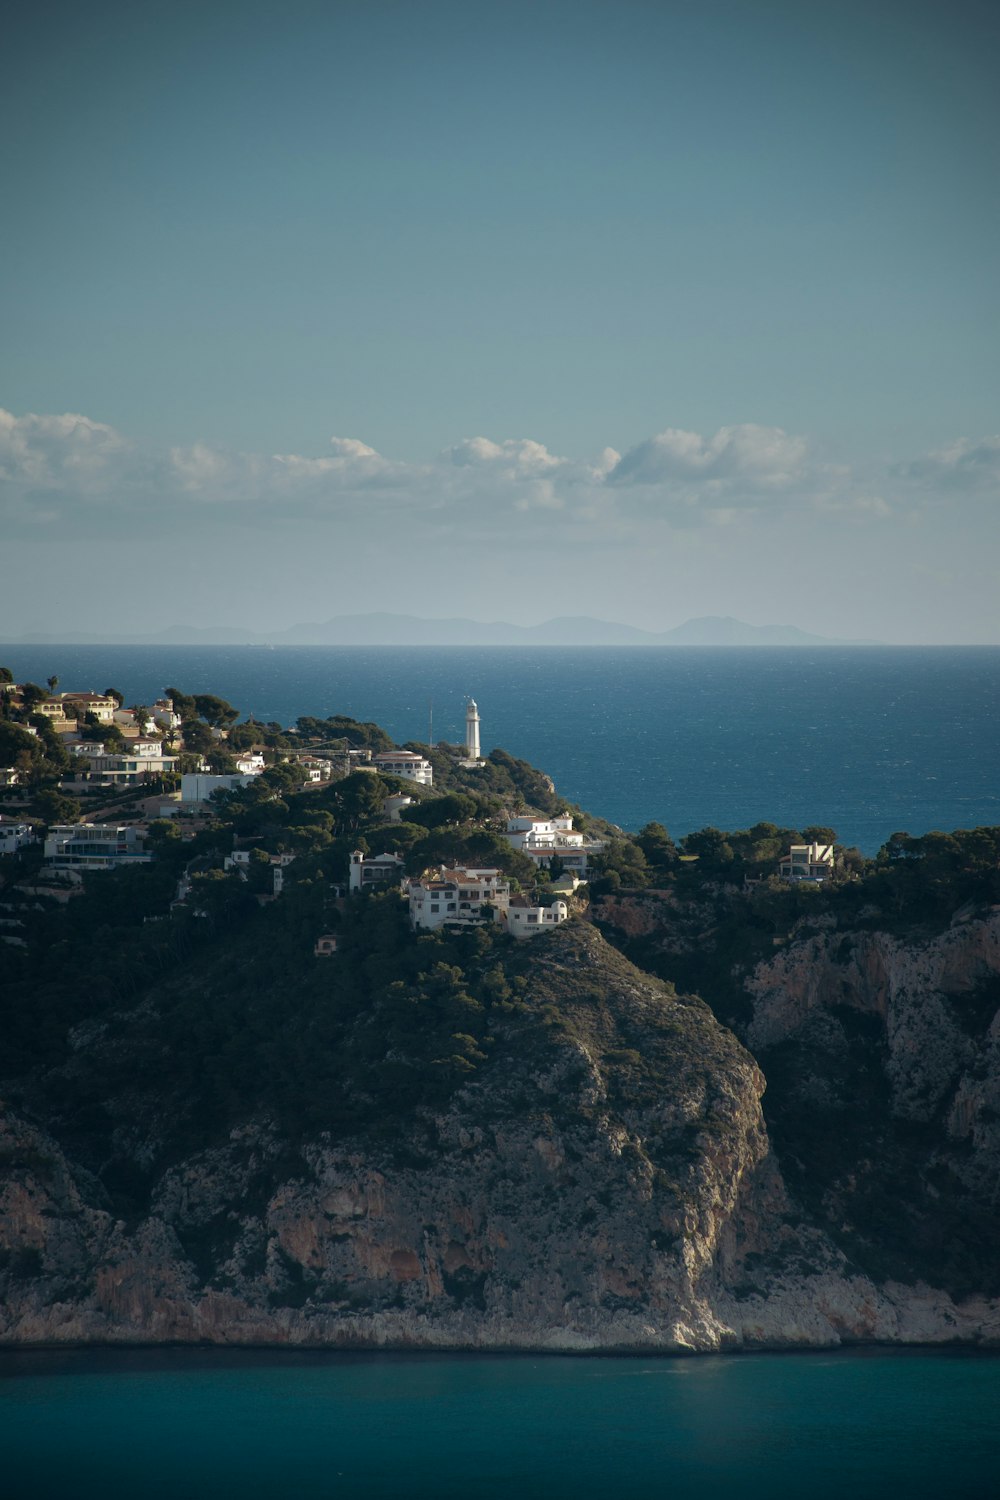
{"left": 3, "top": 916, "right": 999, "bottom": 1351}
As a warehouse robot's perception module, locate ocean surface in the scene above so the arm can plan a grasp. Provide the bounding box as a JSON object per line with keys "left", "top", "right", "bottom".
{"left": 2, "top": 644, "right": 997, "bottom": 852}
{"left": 2, "top": 1348, "right": 998, "bottom": 1500}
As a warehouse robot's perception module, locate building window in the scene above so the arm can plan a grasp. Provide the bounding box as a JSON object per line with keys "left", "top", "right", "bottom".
{"left": 430, "top": 904, "right": 439, "bottom": 913}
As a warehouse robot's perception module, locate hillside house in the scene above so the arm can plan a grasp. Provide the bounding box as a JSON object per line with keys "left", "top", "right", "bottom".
{"left": 505, "top": 813, "right": 604, "bottom": 874}
{"left": 778, "top": 842, "right": 835, "bottom": 881}
{"left": 506, "top": 895, "right": 570, "bottom": 938}
{"left": 0, "top": 822, "right": 37, "bottom": 856}
{"left": 151, "top": 699, "right": 182, "bottom": 731}
{"left": 314, "top": 933, "right": 340, "bottom": 957}
{"left": 406, "top": 866, "right": 510, "bottom": 931}
{"left": 60, "top": 693, "right": 117, "bottom": 724}
{"left": 44, "top": 824, "right": 151, "bottom": 871}
{"left": 349, "top": 849, "right": 406, "bottom": 893}
{"left": 32, "top": 700, "right": 67, "bottom": 721}
{"left": 294, "top": 754, "right": 335, "bottom": 783}
{"left": 73, "top": 746, "right": 178, "bottom": 785}
{"left": 179, "top": 772, "right": 254, "bottom": 805}
{"left": 372, "top": 750, "right": 433, "bottom": 786}
{"left": 224, "top": 848, "right": 297, "bottom": 895}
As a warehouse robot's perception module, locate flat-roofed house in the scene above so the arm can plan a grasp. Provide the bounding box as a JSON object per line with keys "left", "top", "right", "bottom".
{"left": 778, "top": 842, "right": 835, "bottom": 881}
{"left": 349, "top": 849, "right": 406, "bottom": 893}
{"left": 505, "top": 812, "right": 604, "bottom": 874}
{"left": 506, "top": 894, "right": 570, "bottom": 938}
{"left": 372, "top": 750, "right": 433, "bottom": 786}
{"left": 43, "top": 824, "right": 151, "bottom": 871}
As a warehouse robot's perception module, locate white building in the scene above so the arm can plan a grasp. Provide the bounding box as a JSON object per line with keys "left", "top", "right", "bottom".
{"left": 372, "top": 750, "right": 433, "bottom": 786}
{"left": 180, "top": 772, "right": 254, "bottom": 804}
{"left": 505, "top": 813, "right": 604, "bottom": 875}
{"left": 506, "top": 895, "right": 570, "bottom": 939}
{"left": 80, "top": 749, "right": 178, "bottom": 785}
{"left": 43, "top": 824, "right": 151, "bottom": 871}
{"left": 151, "top": 699, "right": 183, "bottom": 731}
{"left": 406, "top": 866, "right": 510, "bottom": 931}
{"left": 384, "top": 793, "right": 414, "bottom": 821}
{"left": 224, "top": 848, "right": 296, "bottom": 895}
{"left": 0, "top": 821, "right": 37, "bottom": 856}
{"left": 293, "top": 754, "right": 335, "bottom": 783}
{"left": 349, "top": 849, "right": 406, "bottom": 893}
{"left": 70, "top": 741, "right": 108, "bottom": 759}
{"left": 779, "top": 843, "right": 835, "bottom": 881}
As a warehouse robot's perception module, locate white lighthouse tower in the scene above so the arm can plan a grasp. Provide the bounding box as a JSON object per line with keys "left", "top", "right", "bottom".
{"left": 464, "top": 697, "right": 482, "bottom": 762}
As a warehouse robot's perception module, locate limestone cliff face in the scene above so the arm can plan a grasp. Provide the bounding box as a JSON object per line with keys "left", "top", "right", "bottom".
{"left": 2, "top": 919, "right": 999, "bottom": 1351}
{"left": 0, "top": 927, "right": 770, "bottom": 1350}
{"left": 742, "top": 909, "right": 1000, "bottom": 1299}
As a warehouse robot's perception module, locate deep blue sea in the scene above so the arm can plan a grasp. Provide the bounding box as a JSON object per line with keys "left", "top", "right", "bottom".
{"left": 2, "top": 644, "right": 998, "bottom": 852}
{"left": 2, "top": 1348, "right": 998, "bottom": 1500}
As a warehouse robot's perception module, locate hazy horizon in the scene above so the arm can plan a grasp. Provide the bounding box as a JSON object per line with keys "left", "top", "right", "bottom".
{"left": 2, "top": 1, "right": 997, "bottom": 644}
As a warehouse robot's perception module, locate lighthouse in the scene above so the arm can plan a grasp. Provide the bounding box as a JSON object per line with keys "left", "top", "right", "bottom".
{"left": 465, "top": 697, "right": 482, "bottom": 761}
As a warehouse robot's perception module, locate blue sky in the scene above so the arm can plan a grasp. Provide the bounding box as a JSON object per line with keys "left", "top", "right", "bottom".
{"left": 2, "top": 0, "right": 998, "bottom": 640}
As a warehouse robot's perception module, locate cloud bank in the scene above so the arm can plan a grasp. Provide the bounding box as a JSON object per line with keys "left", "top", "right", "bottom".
{"left": 1, "top": 409, "right": 995, "bottom": 541}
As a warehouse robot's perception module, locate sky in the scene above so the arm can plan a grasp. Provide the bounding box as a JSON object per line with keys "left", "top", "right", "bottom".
{"left": 1, "top": 0, "right": 998, "bottom": 642}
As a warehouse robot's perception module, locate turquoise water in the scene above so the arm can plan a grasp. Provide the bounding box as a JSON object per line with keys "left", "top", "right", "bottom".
{"left": 2, "top": 645, "right": 998, "bottom": 851}
{"left": 1, "top": 1349, "right": 999, "bottom": 1499}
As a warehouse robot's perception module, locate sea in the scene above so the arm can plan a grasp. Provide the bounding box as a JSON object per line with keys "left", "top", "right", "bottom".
{"left": 3, "top": 643, "right": 1000, "bottom": 1489}
{"left": 2, "top": 643, "right": 998, "bottom": 852}
{"left": 1, "top": 1347, "right": 999, "bottom": 1499}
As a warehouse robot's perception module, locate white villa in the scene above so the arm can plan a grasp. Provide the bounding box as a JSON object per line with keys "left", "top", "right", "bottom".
{"left": 179, "top": 772, "right": 255, "bottom": 804}
{"left": 0, "top": 821, "right": 37, "bottom": 856}
{"left": 406, "top": 866, "right": 510, "bottom": 931}
{"left": 293, "top": 754, "right": 336, "bottom": 783}
{"left": 372, "top": 750, "right": 434, "bottom": 786}
{"left": 151, "top": 699, "right": 183, "bottom": 731}
{"left": 506, "top": 894, "right": 570, "bottom": 939}
{"left": 349, "top": 849, "right": 406, "bottom": 893}
{"left": 505, "top": 813, "right": 604, "bottom": 875}
{"left": 44, "top": 824, "right": 151, "bottom": 872}
{"left": 224, "top": 848, "right": 297, "bottom": 895}
{"left": 778, "top": 842, "right": 835, "bottom": 881}
{"left": 69, "top": 739, "right": 178, "bottom": 785}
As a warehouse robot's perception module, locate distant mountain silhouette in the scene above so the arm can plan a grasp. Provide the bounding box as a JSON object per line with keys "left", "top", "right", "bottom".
{"left": 3, "top": 614, "right": 876, "bottom": 647}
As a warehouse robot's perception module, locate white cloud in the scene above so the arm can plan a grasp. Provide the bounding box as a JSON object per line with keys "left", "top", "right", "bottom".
{"left": 608, "top": 423, "right": 808, "bottom": 493}
{"left": 0, "top": 408, "right": 127, "bottom": 492}
{"left": 446, "top": 435, "right": 565, "bottom": 473}
{"left": 900, "top": 436, "right": 1000, "bottom": 493}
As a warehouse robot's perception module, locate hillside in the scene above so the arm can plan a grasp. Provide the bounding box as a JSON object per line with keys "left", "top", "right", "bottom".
{"left": 1, "top": 711, "right": 999, "bottom": 1349}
